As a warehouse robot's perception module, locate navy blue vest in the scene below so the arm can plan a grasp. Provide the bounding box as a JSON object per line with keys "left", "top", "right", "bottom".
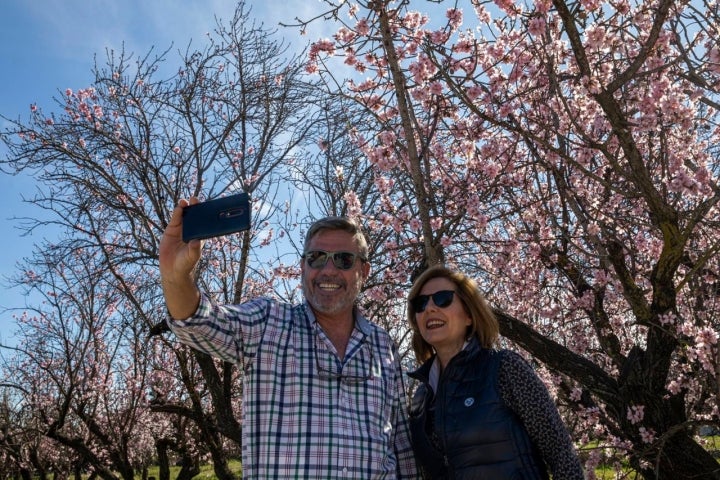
{"left": 408, "top": 341, "right": 549, "bottom": 479}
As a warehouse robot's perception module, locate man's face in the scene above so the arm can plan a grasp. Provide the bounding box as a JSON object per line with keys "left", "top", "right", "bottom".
{"left": 301, "top": 229, "right": 369, "bottom": 319}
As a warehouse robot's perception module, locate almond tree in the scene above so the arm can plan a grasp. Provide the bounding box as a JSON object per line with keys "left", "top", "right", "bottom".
{"left": 0, "top": 2, "right": 320, "bottom": 477}
{"left": 0, "top": 247, "right": 154, "bottom": 480}
{"left": 302, "top": 0, "right": 720, "bottom": 477}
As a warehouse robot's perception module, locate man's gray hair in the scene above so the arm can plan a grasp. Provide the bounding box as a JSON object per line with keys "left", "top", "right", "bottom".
{"left": 304, "top": 216, "right": 369, "bottom": 258}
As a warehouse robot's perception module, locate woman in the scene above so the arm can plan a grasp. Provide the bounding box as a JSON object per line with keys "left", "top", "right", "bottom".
{"left": 407, "top": 265, "right": 584, "bottom": 479}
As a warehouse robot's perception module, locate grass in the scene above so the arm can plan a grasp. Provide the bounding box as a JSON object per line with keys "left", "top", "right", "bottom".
{"left": 131, "top": 439, "right": 720, "bottom": 480}
{"left": 140, "top": 460, "right": 242, "bottom": 480}
{"left": 582, "top": 436, "right": 720, "bottom": 479}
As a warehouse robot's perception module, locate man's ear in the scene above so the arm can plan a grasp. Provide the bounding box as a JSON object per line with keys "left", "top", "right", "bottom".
{"left": 361, "top": 261, "right": 371, "bottom": 281}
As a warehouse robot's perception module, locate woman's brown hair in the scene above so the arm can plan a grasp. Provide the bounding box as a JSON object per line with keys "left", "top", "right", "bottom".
{"left": 407, "top": 264, "right": 499, "bottom": 363}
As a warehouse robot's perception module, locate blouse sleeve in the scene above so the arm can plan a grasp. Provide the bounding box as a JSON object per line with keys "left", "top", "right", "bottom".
{"left": 497, "top": 350, "right": 585, "bottom": 479}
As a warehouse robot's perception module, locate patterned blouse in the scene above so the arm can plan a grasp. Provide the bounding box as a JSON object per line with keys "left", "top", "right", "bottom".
{"left": 498, "top": 350, "right": 585, "bottom": 478}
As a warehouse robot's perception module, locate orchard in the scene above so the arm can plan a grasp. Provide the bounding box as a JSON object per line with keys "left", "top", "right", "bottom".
{"left": 1, "top": 1, "right": 718, "bottom": 478}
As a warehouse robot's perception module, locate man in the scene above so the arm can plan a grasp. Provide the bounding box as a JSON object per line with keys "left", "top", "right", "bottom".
{"left": 159, "top": 197, "right": 418, "bottom": 479}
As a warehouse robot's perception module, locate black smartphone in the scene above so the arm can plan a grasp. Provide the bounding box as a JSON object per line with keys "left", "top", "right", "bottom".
{"left": 182, "top": 193, "right": 251, "bottom": 242}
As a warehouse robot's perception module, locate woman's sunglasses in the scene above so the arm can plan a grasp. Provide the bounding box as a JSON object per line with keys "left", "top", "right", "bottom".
{"left": 411, "top": 290, "right": 456, "bottom": 313}
{"left": 303, "top": 250, "right": 366, "bottom": 270}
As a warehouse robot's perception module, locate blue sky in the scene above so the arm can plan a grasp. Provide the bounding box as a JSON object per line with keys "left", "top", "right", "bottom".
{"left": 0, "top": 0, "right": 331, "bottom": 345}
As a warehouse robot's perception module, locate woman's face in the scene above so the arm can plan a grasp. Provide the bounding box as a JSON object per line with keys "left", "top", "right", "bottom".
{"left": 415, "top": 277, "right": 471, "bottom": 352}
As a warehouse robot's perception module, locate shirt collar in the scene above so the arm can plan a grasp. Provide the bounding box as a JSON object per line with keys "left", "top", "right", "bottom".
{"left": 303, "top": 302, "right": 371, "bottom": 336}
{"left": 428, "top": 339, "right": 471, "bottom": 391}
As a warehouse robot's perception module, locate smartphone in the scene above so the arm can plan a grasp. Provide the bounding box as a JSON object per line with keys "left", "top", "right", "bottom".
{"left": 182, "top": 192, "right": 251, "bottom": 242}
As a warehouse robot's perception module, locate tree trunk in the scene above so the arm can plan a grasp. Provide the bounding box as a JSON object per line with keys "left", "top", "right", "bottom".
{"left": 175, "top": 455, "right": 200, "bottom": 480}
{"left": 155, "top": 439, "right": 171, "bottom": 480}
{"left": 210, "top": 456, "right": 237, "bottom": 480}
{"left": 647, "top": 432, "right": 720, "bottom": 480}
{"left": 496, "top": 310, "right": 720, "bottom": 478}
{"left": 18, "top": 468, "right": 33, "bottom": 480}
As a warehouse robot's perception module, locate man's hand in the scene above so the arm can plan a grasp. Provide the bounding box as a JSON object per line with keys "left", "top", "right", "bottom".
{"left": 159, "top": 197, "right": 202, "bottom": 319}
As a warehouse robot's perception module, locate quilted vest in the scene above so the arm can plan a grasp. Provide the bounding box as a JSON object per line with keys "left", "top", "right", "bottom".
{"left": 408, "top": 340, "right": 549, "bottom": 479}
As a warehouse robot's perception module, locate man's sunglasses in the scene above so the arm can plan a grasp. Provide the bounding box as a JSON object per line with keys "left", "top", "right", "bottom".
{"left": 303, "top": 250, "right": 366, "bottom": 270}
{"left": 411, "top": 290, "right": 456, "bottom": 313}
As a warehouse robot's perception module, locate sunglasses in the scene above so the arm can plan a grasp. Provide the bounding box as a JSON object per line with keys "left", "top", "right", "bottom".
{"left": 303, "top": 250, "right": 366, "bottom": 270}
{"left": 314, "top": 324, "right": 374, "bottom": 383}
{"left": 411, "top": 290, "right": 456, "bottom": 313}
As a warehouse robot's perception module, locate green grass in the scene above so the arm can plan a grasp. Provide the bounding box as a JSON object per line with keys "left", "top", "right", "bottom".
{"left": 140, "top": 460, "right": 242, "bottom": 480}
{"left": 130, "top": 439, "right": 720, "bottom": 480}
{"left": 582, "top": 436, "right": 720, "bottom": 479}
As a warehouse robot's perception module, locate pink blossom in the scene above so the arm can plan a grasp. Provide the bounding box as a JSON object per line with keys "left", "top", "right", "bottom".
{"left": 430, "top": 30, "right": 449, "bottom": 44}
{"left": 639, "top": 427, "right": 655, "bottom": 443}
{"left": 378, "top": 130, "right": 396, "bottom": 146}
{"left": 429, "top": 81, "right": 444, "bottom": 95}
{"left": 472, "top": 3, "right": 491, "bottom": 23}
{"left": 709, "top": 46, "right": 720, "bottom": 74}
{"left": 493, "top": 0, "right": 519, "bottom": 15}
{"left": 580, "top": 0, "right": 602, "bottom": 11}
{"left": 534, "top": 0, "right": 552, "bottom": 14}
{"left": 446, "top": 8, "right": 463, "bottom": 29}
{"left": 344, "top": 51, "right": 358, "bottom": 67}
{"left": 260, "top": 229, "right": 274, "bottom": 247}
{"left": 627, "top": 405, "right": 644, "bottom": 424}
{"left": 356, "top": 78, "right": 377, "bottom": 91}
{"left": 466, "top": 85, "right": 483, "bottom": 100}
{"left": 570, "top": 387, "right": 583, "bottom": 402}
{"left": 585, "top": 25, "right": 606, "bottom": 49}
{"left": 658, "top": 312, "right": 676, "bottom": 326}
{"left": 309, "top": 38, "right": 336, "bottom": 61}
{"left": 403, "top": 11, "right": 426, "bottom": 30}
{"left": 377, "top": 107, "right": 397, "bottom": 121}
{"left": 667, "top": 379, "right": 682, "bottom": 394}
{"left": 454, "top": 37, "right": 475, "bottom": 54}
{"left": 374, "top": 175, "right": 395, "bottom": 195}
{"left": 334, "top": 27, "right": 356, "bottom": 44}
{"left": 356, "top": 18, "right": 370, "bottom": 36}
{"left": 344, "top": 191, "right": 362, "bottom": 217}
{"left": 528, "top": 17, "right": 545, "bottom": 37}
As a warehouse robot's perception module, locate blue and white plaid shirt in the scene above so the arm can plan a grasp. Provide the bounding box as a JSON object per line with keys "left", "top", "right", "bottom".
{"left": 168, "top": 294, "right": 418, "bottom": 479}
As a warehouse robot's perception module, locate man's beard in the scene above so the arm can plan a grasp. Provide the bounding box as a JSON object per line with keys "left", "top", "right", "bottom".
{"left": 302, "top": 279, "right": 359, "bottom": 315}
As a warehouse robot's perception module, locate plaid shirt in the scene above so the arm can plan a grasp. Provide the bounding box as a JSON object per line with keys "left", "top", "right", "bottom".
{"left": 168, "top": 294, "right": 419, "bottom": 479}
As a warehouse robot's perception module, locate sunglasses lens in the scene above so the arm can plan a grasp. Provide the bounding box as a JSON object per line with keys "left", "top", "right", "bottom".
{"left": 412, "top": 290, "right": 455, "bottom": 312}
{"left": 333, "top": 252, "right": 356, "bottom": 270}
{"left": 411, "top": 296, "right": 429, "bottom": 312}
{"left": 305, "top": 251, "right": 329, "bottom": 269}
{"left": 304, "top": 251, "right": 361, "bottom": 270}
{"left": 434, "top": 290, "right": 455, "bottom": 308}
